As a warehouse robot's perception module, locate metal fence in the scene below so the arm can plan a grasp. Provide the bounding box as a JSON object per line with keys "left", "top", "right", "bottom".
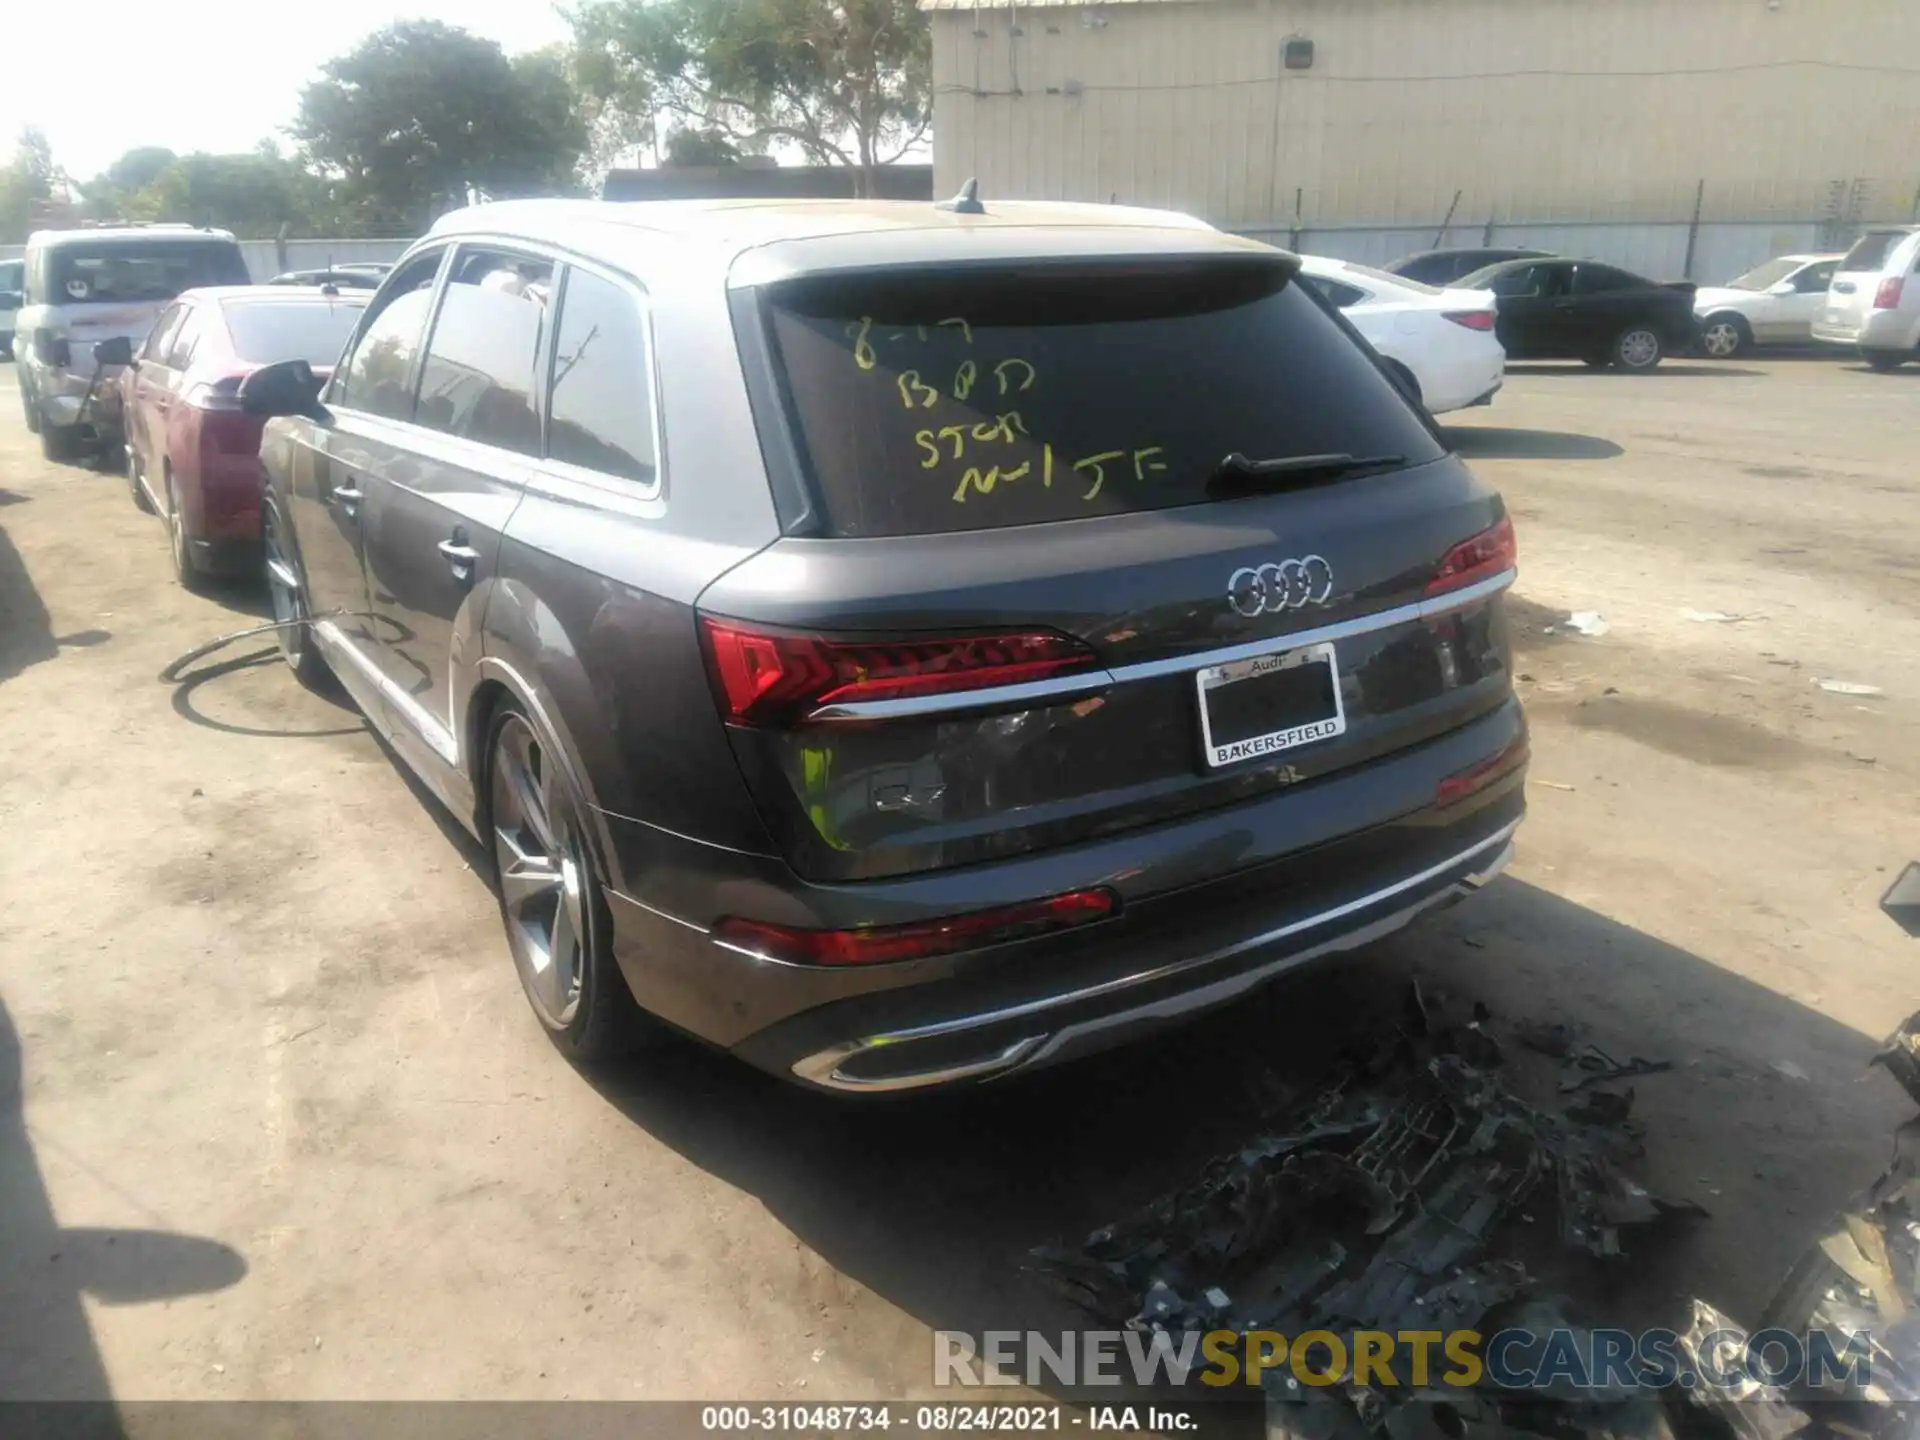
{"left": 1233, "top": 220, "right": 1839, "bottom": 284}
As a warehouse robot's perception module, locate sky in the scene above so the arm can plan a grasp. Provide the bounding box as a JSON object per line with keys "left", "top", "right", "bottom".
{"left": 1, "top": 1, "right": 574, "bottom": 183}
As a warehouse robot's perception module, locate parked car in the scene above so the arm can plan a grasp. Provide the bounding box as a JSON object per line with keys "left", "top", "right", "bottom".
{"left": 1295, "top": 255, "right": 1504, "bottom": 414}
{"left": 1693, "top": 253, "right": 1842, "bottom": 357}
{"left": 0, "top": 258, "right": 22, "bottom": 360}
{"left": 243, "top": 198, "right": 1526, "bottom": 1091}
{"left": 110, "top": 286, "right": 366, "bottom": 589}
{"left": 1812, "top": 226, "right": 1920, "bottom": 370}
{"left": 269, "top": 267, "right": 388, "bottom": 289}
{"left": 1384, "top": 248, "right": 1554, "bottom": 287}
{"left": 1457, "top": 258, "right": 1698, "bottom": 371}
{"left": 13, "top": 225, "right": 251, "bottom": 460}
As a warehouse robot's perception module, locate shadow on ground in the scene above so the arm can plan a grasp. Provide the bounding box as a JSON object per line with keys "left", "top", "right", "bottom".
{"left": 574, "top": 876, "right": 1903, "bottom": 1390}
{"left": 0, "top": 525, "right": 56, "bottom": 685}
{"left": 0, "top": 997, "right": 248, "bottom": 1406}
{"left": 1443, "top": 426, "right": 1624, "bottom": 461}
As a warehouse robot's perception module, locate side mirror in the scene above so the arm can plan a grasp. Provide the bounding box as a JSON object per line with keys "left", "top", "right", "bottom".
{"left": 1767, "top": 281, "right": 1796, "bottom": 297}
{"left": 238, "top": 359, "right": 324, "bottom": 418}
{"left": 92, "top": 336, "right": 134, "bottom": 368}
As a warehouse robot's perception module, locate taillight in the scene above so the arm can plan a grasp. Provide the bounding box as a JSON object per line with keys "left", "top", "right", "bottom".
{"left": 1874, "top": 277, "right": 1905, "bottom": 310}
{"left": 1427, "top": 514, "right": 1517, "bottom": 596}
{"left": 712, "top": 888, "right": 1117, "bottom": 966}
{"left": 698, "top": 617, "right": 1100, "bottom": 727}
{"left": 1435, "top": 733, "right": 1529, "bottom": 808}
{"left": 31, "top": 328, "right": 69, "bottom": 367}
{"left": 1444, "top": 310, "right": 1497, "bottom": 331}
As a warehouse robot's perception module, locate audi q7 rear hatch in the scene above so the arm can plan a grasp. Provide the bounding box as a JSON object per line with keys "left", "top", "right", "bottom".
{"left": 704, "top": 254, "right": 1518, "bottom": 881}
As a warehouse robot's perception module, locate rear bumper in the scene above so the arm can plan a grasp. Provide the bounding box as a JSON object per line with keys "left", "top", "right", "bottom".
{"left": 599, "top": 696, "right": 1526, "bottom": 1091}
{"left": 1814, "top": 312, "right": 1917, "bottom": 349}
{"left": 774, "top": 817, "right": 1516, "bottom": 1092}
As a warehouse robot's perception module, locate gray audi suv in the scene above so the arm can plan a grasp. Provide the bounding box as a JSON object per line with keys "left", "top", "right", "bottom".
{"left": 242, "top": 197, "right": 1526, "bottom": 1093}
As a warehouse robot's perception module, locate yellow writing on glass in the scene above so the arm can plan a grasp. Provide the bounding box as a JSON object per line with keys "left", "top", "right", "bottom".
{"left": 971, "top": 411, "right": 1027, "bottom": 444}
{"left": 952, "top": 462, "right": 1032, "bottom": 504}
{"left": 938, "top": 317, "right": 973, "bottom": 344}
{"left": 1074, "top": 450, "right": 1126, "bottom": 501}
{"left": 993, "top": 358, "right": 1036, "bottom": 396}
{"left": 914, "top": 430, "right": 941, "bottom": 470}
{"left": 847, "top": 317, "right": 876, "bottom": 372}
{"left": 896, "top": 370, "right": 940, "bottom": 410}
{"left": 953, "top": 359, "right": 978, "bottom": 402}
{"left": 1133, "top": 446, "right": 1169, "bottom": 481}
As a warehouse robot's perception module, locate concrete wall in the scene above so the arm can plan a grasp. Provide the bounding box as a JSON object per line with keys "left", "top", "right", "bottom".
{"left": 927, "top": 0, "right": 1920, "bottom": 273}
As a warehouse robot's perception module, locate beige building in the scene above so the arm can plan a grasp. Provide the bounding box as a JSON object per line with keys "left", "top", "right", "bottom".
{"left": 922, "top": 0, "right": 1920, "bottom": 274}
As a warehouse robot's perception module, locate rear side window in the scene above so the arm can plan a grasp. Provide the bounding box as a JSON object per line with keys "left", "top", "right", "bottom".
{"left": 333, "top": 251, "right": 443, "bottom": 421}
{"left": 45, "top": 240, "right": 248, "bottom": 304}
{"left": 414, "top": 248, "right": 553, "bottom": 457}
{"left": 222, "top": 299, "right": 366, "bottom": 366}
{"left": 1299, "top": 275, "right": 1368, "bottom": 309}
{"left": 1574, "top": 264, "right": 1646, "bottom": 294}
{"left": 546, "top": 267, "right": 657, "bottom": 486}
{"left": 762, "top": 261, "right": 1443, "bottom": 538}
{"left": 1843, "top": 231, "right": 1907, "bottom": 272}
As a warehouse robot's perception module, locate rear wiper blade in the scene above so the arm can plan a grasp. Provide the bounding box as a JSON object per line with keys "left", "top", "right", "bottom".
{"left": 1207, "top": 451, "right": 1408, "bottom": 495}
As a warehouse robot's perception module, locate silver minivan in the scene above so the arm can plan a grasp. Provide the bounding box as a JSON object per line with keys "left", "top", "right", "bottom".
{"left": 14, "top": 225, "right": 250, "bottom": 459}
{"left": 1812, "top": 225, "right": 1920, "bottom": 370}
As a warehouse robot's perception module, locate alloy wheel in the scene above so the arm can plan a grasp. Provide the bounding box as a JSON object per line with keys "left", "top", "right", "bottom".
{"left": 1700, "top": 320, "right": 1743, "bottom": 358}
{"left": 490, "top": 714, "right": 589, "bottom": 1030}
{"left": 1617, "top": 329, "right": 1661, "bottom": 369}
{"left": 263, "top": 507, "right": 305, "bottom": 661}
{"left": 167, "top": 477, "right": 190, "bottom": 578}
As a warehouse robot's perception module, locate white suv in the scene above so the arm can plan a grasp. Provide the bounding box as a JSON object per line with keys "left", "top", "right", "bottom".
{"left": 1813, "top": 226, "right": 1920, "bottom": 370}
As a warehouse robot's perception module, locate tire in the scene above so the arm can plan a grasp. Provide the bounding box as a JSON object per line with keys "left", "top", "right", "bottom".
{"left": 126, "top": 441, "right": 154, "bottom": 513}
{"left": 1863, "top": 349, "right": 1909, "bottom": 372}
{"left": 1698, "top": 314, "right": 1750, "bottom": 359}
{"left": 164, "top": 472, "right": 210, "bottom": 594}
{"left": 20, "top": 381, "right": 40, "bottom": 434}
{"left": 262, "top": 501, "right": 331, "bottom": 690}
{"left": 485, "top": 699, "right": 646, "bottom": 1063}
{"left": 1612, "top": 326, "right": 1663, "bottom": 372}
{"left": 40, "top": 422, "right": 82, "bottom": 462}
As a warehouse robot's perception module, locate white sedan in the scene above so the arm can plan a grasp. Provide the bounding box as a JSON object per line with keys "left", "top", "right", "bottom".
{"left": 1295, "top": 255, "right": 1505, "bottom": 414}
{"left": 1694, "top": 253, "right": 1842, "bottom": 357}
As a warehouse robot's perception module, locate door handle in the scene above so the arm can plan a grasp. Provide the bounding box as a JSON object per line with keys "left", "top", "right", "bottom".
{"left": 329, "top": 484, "right": 363, "bottom": 519}
{"left": 437, "top": 536, "right": 480, "bottom": 585}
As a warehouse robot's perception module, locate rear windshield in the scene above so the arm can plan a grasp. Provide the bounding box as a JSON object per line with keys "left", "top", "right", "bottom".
{"left": 43, "top": 240, "right": 249, "bottom": 305}
{"left": 763, "top": 260, "right": 1443, "bottom": 538}
{"left": 221, "top": 298, "right": 366, "bottom": 366}
{"left": 1842, "top": 231, "right": 1911, "bottom": 273}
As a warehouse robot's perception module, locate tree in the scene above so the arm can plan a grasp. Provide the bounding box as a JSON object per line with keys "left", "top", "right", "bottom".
{"left": 0, "top": 128, "right": 56, "bottom": 243}
{"left": 569, "top": 0, "right": 931, "bottom": 192}
{"left": 663, "top": 128, "right": 741, "bottom": 168}
{"left": 292, "top": 21, "right": 589, "bottom": 233}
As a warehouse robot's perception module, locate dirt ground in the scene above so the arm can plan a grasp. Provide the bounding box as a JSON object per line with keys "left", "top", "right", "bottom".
{"left": 1, "top": 352, "right": 1917, "bottom": 1402}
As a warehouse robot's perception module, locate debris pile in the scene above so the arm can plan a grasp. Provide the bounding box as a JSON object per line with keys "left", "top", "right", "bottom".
{"left": 1034, "top": 987, "right": 1920, "bottom": 1438}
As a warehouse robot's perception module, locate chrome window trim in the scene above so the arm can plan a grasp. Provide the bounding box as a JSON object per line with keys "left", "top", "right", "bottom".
{"left": 322, "top": 233, "right": 669, "bottom": 509}
{"left": 788, "top": 821, "right": 1520, "bottom": 1091}
{"left": 803, "top": 567, "right": 1516, "bottom": 723}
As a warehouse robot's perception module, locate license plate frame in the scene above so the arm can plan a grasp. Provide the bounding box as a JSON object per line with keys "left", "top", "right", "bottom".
{"left": 1195, "top": 641, "right": 1346, "bottom": 769}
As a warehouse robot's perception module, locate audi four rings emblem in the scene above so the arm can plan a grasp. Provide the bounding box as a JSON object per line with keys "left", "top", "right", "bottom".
{"left": 1227, "top": 557, "right": 1335, "bottom": 617}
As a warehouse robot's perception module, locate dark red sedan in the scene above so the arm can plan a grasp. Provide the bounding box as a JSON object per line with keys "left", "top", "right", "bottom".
{"left": 120, "top": 286, "right": 366, "bottom": 588}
